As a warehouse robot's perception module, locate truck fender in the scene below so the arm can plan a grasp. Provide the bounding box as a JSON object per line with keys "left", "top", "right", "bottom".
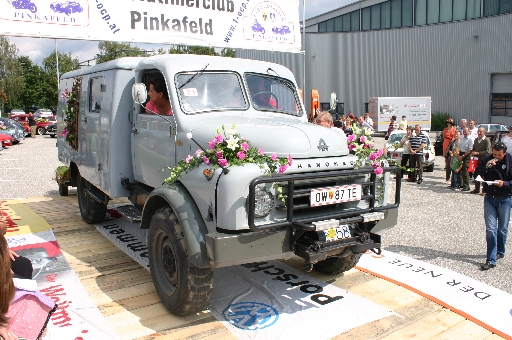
{"left": 140, "top": 183, "right": 210, "bottom": 268}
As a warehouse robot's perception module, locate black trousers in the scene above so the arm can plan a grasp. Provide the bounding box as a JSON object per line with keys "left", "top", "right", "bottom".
{"left": 400, "top": 154, "right": 411, "bottom": 179}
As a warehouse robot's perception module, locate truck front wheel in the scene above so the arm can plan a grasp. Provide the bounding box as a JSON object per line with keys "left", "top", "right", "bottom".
{"left": 314, "top": 251, "right": 362, "bottom": 275}
{"left": 77, "top": 174, "right": 107, "bottom": 224}
{"left": 149, "top": 207, "right": 213, "bottom": 316}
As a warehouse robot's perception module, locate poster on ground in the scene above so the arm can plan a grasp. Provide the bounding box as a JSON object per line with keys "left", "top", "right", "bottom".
{"left": 0, "top": 0, "right": 301, "bottom": 53}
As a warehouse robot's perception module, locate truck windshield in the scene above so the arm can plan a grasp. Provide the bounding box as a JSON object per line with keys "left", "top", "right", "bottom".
{"left": 245, "top": 73, "right": 300, "bottom": 115}
{"left": 176, "top": 72, "right": 247, "bottom": 113}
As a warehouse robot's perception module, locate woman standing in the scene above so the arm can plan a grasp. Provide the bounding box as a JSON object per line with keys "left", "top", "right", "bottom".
{"left": 399, "top": 126, "right": 413, "bottom": 180}
{"left": 443, "top": 119, "right": 456, "bottom": 180}
{"left": 444, "top": 130, "right": 462, "bottom": 182}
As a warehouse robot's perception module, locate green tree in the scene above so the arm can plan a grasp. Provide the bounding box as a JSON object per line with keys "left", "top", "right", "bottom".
{"left": 96, "top": 41, "right": 147, "bottom": 63}
{"left": 0, "top": 36, "right": 23, "bottom": 114}
{"left": 168, "top": 45, "right": 218, "bottom": 56}
{"left": 43, "top": 50, "right": 80, "bottom": 80}
{"left": 14, "top": 56, "right": 58, "bottom": 110}
{"left": 220, "top": 48, "right": 235, "bottom": 58}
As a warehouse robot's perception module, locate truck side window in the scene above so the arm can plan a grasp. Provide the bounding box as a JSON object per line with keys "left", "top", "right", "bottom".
{"left": 89, "top": 77, "right": 103, "bottom": 113}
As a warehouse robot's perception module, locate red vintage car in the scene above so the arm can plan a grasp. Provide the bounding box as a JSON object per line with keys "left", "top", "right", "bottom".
{"left": 0, "top": 133, "right": 13, "bottom": 148}
{"left": 10, "top": 114, "right": 54, "bottom": 136}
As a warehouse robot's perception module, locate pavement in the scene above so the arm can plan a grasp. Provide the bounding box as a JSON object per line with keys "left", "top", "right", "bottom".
{"left": 0, "top": 132, "right": 510, "bottom": 295}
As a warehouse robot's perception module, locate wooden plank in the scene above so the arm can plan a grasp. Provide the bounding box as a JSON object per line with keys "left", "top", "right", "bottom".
{"left": 437, "top": 319, "right": 493, "bottom": 339}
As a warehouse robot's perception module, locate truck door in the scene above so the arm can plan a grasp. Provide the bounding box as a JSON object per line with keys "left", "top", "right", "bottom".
{"left": 79, "top": 75, "right": 105, "bottom": 187}
{"left": 132, "top": 97, "right": 176, "bottom": 188}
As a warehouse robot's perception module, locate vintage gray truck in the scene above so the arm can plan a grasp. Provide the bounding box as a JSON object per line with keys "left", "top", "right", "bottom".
{"left": 57, "top": 54, "right": 400, "bottom": 315}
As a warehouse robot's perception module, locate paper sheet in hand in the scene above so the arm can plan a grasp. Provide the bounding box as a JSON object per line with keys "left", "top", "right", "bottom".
{"left": 474, "top": 175, "right": 498, "bottom": 185}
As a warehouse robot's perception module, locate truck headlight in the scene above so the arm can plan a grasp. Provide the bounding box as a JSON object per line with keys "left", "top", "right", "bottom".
{"left": 254, "top": 184, "right": 274, "bottom": 218}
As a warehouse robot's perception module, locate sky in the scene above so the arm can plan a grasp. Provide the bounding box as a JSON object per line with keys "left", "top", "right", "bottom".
{"left": 7, "top": 0, "right": 353, "bottom": 66}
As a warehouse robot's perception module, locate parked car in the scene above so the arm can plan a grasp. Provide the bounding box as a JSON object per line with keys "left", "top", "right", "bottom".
{"left": 34, "top": 109, "right": 54, "bottom": 119}
{"left": 10, "top": 113, "right": 53, "bottom": 136}
{"left": 9, "top": 109, "right": 25, "bottom": 115}
{"left": 0, "top": 132, "right": 13, "bottom": 148}
{"left": 477, "top": 123, "right": 508, "bottom": 143}
{"left": 0, "top": 120, "right": 21, "bottom": 144}
{"left": 46, "top": 123, "right": 57, "bottom": 138}
{"left": 0, "top": 118, "right": 25, "bottom": 142}
{"left": 385, "top": 130, "right": 435, "bottom": 172}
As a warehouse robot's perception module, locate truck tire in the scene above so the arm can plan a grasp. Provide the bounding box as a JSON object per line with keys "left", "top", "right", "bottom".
{"left": 314, "top": 252, "right": 362, "bottom": 275}
{"left": 148, "top": 207, "right": 213, "bottom": 316}
{"left": 37, "top": 127, "right": 46, "bottom": 135}
{"left": 77, "top": 175, "right": 107, "bottom": 224}
{"left": 58, "top": 183, "right": 68, "bottom": 196}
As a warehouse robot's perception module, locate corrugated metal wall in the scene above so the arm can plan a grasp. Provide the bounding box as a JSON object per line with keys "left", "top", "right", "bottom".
{"left": 237, "top": 13, "right": 512, "bottom": 127}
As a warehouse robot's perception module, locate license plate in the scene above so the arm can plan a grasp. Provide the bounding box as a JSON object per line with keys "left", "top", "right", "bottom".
{"left": 310, "top": 184, "right": 362, "bottom": 207}
{"left": 324, "top": 225, "right": 352, "bottom": 242}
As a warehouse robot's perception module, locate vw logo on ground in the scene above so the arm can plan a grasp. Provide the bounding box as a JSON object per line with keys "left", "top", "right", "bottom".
{"left": 222, "top": 302, "right": 279, "bottom": 330}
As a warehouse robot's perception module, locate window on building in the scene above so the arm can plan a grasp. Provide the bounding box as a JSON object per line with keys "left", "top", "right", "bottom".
{"left": 466, "top": 0, "right": 481, "bottom": 18}
{"left": 483, "top": 0, "right": 499, "bottom": 15}
{"left": 439, "top": 0, "right": 453, "bottom": 21}
{"left": 391, "top": 0, "right": 402, "bottom": 27}
{"left": 381, "top": 1, "right": 391, "bottom": 28}
{"left": 318, "top": 21, "right": 327, "bottom": 32}
{"left": 326, "top": 19, "right": 334, "bottom": 32}
{"left": 453, "top": 0, "right": 467, "bottom": 19}
{"left": 334, "top": 16, "right": 343, "bottom": 31}
{"left": 415, "top": 0, "right": 427, "bottom": 25}
{"left": 427, "top": 0, "right": 440, "bottom": 23}
{"left": 89, "top": 77, "right": 103, "bottom": 113}
{"left": 500, "top": 0, "right": 512, "bottom": 13}
{"left": 342, "top": 13, "right": 351, "bottom": 31}
{"left": 362, "top": 7, "right": 371, "bottom": 30}
{"left": 351, "top": 11, "right": 360, "bottom": 30}
{"left": 491, "top": 94, "right": 512, "bottom": 116}
{"left": 371, "top": 4, "right": 382, "bottom": 29}
{"left": 402, "top": 0, "right": 414, "bottom": 26}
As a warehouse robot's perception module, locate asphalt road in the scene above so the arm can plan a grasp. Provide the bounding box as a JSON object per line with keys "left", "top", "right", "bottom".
{"left": 0, "top": 133, "right": 510, "bottom": 294}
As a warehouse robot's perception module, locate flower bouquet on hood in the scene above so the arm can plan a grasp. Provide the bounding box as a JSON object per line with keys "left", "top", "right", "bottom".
{"left": 164, "top": 124, "right": 292, "bottom": 184}
{"left": 347, "top": 124, "right": 388, "bottom": 175}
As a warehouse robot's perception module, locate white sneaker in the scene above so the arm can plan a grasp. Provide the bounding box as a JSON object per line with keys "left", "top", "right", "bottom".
{"left": 454, "top": 188, "right": 460, "bottom": 191}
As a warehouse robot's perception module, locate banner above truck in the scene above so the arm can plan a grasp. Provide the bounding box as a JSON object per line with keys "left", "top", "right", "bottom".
{"left": 0, "top": 0, "right": 301, "bottom": 53}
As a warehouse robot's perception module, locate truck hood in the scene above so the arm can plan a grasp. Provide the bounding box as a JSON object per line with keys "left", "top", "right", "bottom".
{"left": 190, "top": 116, "right": 349, "bottom": 158}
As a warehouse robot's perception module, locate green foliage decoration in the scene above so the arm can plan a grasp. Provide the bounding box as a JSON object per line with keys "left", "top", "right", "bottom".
{"left": 432, "top": 111, "right": 452, "bottom": 131}
{"left": 61, "top": 77, "right": 82, "bottom": 150}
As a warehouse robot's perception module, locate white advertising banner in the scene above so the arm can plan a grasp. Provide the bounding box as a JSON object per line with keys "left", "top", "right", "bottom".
{"left": 356, "top": 250, "right": 512, "bottom": 339}
{"left": 0, "top": 0, "right": 301, "bottom": 53}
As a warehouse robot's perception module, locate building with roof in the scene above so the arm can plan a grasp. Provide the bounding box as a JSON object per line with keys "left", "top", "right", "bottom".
{"left": 237, "top": 0, "right": 512, "bottom": 127}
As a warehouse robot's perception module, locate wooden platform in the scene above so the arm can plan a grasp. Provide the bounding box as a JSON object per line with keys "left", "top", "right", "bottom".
{"left": 22, "top": 195, "right": 503, "bottom": 340}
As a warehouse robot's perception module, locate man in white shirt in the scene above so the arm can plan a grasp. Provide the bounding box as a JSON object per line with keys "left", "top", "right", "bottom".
{"left": 364, "top": 113, "right": 374, "bottom": 130}
{"left": 469, "top": 120, "right": 478, "bottom": 141}
{"left": 458, "top": 119, "right": 467, "bottom": 132}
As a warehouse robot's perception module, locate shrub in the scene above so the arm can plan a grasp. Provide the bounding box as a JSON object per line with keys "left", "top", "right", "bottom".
{"left": 432, "top": 111, "right": 452, "bottom": 131}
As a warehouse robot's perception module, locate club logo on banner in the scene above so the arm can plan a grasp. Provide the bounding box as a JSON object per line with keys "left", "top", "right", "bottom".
{"left": 0, "top": 0, "right": 302, "bottom": 53}
{"left": 222, "top": 302, "right": 279, "bottom": 330}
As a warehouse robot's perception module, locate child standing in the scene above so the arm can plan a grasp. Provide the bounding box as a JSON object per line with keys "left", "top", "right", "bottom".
{"left": 451, "top": 147, "right": 463, "bottom": 190}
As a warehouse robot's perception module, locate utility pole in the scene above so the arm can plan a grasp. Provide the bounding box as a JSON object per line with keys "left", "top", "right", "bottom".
{"left": 55, "top": 39, "right": 60, "bottom": 89}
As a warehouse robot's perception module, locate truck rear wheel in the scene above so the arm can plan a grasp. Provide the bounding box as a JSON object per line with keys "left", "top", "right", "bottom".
{"left": 77, "top": 174, "right": 107, "bottom": 224}
{"left": 314, "top": 252, "right": 362, "bottom": 275}
{"left": 58, "top": 183, "right": 68, "bottom": 196}
{"left": 148, "top": 207, "right": 213, "bottom": 316}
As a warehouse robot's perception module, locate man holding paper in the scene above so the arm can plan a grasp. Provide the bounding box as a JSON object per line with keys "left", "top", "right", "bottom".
{"left": 474, "top": 142, "right": 512, "bottom": 270}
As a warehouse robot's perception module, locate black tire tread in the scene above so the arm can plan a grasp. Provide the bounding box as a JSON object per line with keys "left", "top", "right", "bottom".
{"left": 77, "top": 175, "right": 107, "bottom": 224}
{"left": 314, "top": 252, "right": 362, "bottom": 275}
{"left": 58, "top": 183, "right": 68, "bottom": 196}
{"left": 149, "top": 207, "right": 213, "bottom": 315}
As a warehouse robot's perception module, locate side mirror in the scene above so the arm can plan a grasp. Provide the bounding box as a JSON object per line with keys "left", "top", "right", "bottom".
{"left": 132, "top": 83, "right": 147, "bottom": 103}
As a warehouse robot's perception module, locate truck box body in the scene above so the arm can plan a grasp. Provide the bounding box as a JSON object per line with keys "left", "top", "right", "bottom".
{"left": 368, "top": 97, "right": 431, "bottom": 132}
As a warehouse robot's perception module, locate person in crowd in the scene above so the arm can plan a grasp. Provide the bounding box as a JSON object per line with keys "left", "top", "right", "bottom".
{"left": 470, "top": 127, "right": 492, "bottom": 194}
{"left": 387, "top": 115, "right": 399, "bottom": 137}
{"left": 342, "top": 116, "right": 354, "bottom": 136}
{"left": 450, "top": 147, "right": 463, "bottom": 191}
{"left": 28, "top": 112, "right": 36, "bottom": 138}
{"left": 458, "top": 119, "right": 467, "bottom": 132}
{"left": 357, "top": 116, "right": 373, "bottom": 132}
{"left": 397, "top": 126, "right": 413, "bottom": 180}
{"left": 314, "top": 111, "right": 348, "bottom": 143}
{"left": 501, "top": 126, "right": 512, "bottom": 152}
{"left": 398, "top": 115, "right": 408, "bottom": 130}
{"left": 474, "top": 142, "right": 512, "bottom": 270}
{"left": 444, "top": 130, "right": 462, "bottom": 182}
{"left": 468, "top": 120, "right": 478, "bottom": 140}
{"left": 146, "top": 78, "right": 173, "bottom": 115}
{"left": 363, "top": 113, "right": 374, "bottom": 130}
{"left": 408, "top": 125, "right": 427, "bottom": 184}
{"left": 443, "top": 118, "right": 457, "bottom": 177}
{"left": 458, "top": 127, "right": 474, "bottom": 191}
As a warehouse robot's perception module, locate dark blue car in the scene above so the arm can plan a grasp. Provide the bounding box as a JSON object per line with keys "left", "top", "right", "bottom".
{"left": 50, "top": 1, "right": 83, "bottom": 15}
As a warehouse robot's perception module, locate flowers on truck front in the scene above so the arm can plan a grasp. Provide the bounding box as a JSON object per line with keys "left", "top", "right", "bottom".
{"left": 164, "top": 124, "right": 292, "bottom": 184}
